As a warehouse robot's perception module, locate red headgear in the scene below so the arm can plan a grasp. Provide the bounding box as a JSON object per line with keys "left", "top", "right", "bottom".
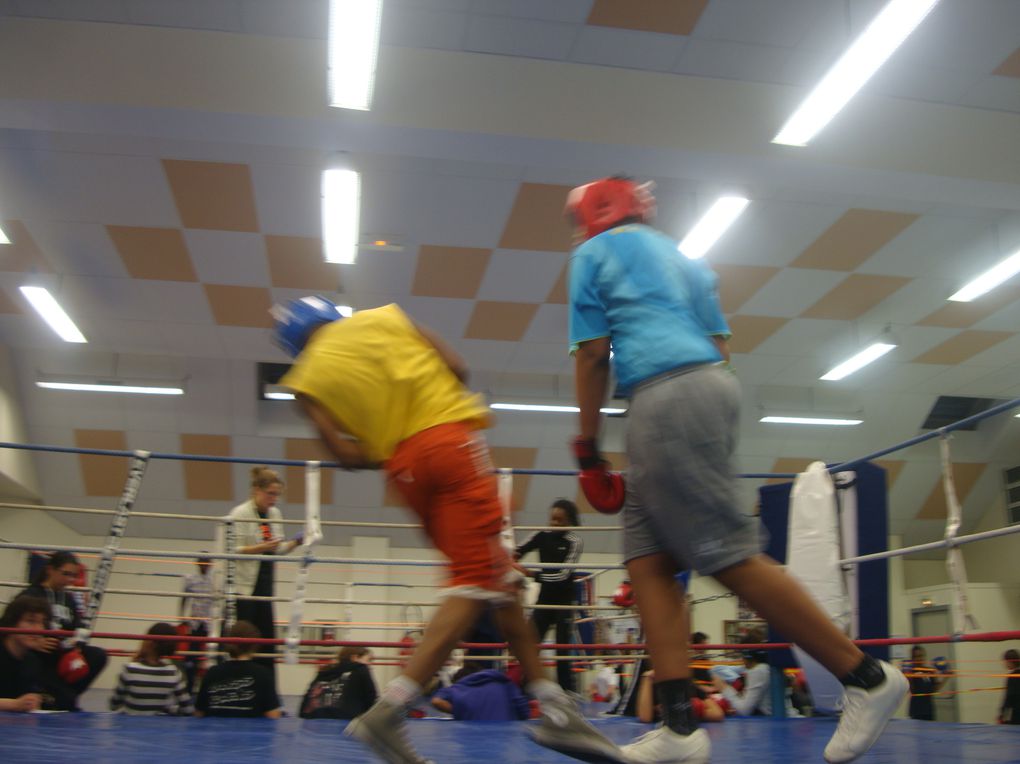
{"left": 565, "top": 177, "right": 655, "bottom": 243}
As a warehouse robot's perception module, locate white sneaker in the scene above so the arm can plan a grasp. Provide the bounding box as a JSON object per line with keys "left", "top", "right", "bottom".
{"left": 530, "top": 692, "right": 626, "bottom": 762}
{"left": 620, "top": 727, "right": 710, "bottom": 764}
{"left": 823, "top": 661, "right": 908, "bottom": 763}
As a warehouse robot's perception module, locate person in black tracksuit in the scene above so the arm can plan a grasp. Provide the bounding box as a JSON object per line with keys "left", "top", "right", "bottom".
{"left": 515, "top": 499, "right": 583, "bottom": 693}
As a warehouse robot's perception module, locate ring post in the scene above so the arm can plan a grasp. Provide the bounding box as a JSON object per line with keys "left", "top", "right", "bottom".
{"left": 74, "top": 450, "right": 150, "bottom": 647}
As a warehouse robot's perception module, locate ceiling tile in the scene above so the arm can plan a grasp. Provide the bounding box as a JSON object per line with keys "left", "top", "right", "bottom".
{"left": 180, "top": 433, "right": 235, "bottom": 501}
{"left": 74, "top": 429, "right": 129, "bottom": 497}
{"left": 464, "top": 301, "right": 539, "bottom": 341}
{"left": 204, "top": 284, "right": 274, "bottom": 328}
{"left": 587, "top": 0, "right": 708, "bottom": 36}
{"left": 107, "top": 225, "right": 198, "bottom": 282}
{"left": 284, "top": 438, "right": 335, "bottom": 505}
{"left": 265, "top": 235, "right": 342, "bottom": 290}
{"left": 465, "top": 14, "right": 576, "bottom": 60}
{"left": 522, "top": 303, "right": 569, "bottom": 345}
{"left": 918, "top": 282, "right": 1020, "bottom": 329}
{"left": 26, "top": 221, "right": 130, "bottom": 278}
{"left": 186, "top": 230, "right": 270, "bottom": 287}
{"left": 726, "top": 315, "right": 789, "bottom": 353}
{"left": 790, "top": 209, "right": 920, "bottom": 271}
{"left": 411, "top": 245, "right": 492, "bottom": 299}
{"left": 713, "top": 264, "right": 779, "bottom": 313}
{"left": 498, "top": 183, "right": 573, "bottom": 253}
{"left": 163, "top": 159, "right": 260, "bottom": 233}
{"left": 0, "top": 219, "right": 53, "bottom": 272}
{"left": 477, "top": 250, "right": 566, "bottom": 303}
{"left": 737, "top": 268, "right": 845, "bottom": 318}
{"left": 799, "top": 274, "right": 911, "bottom": 321}
{"left": 915, "top": 462, "right": 988, "bottom": 519}
{"left": 571, "top": 25, "right": 684, "bottom": 72}
{"left": 911, "top": 330, "right": 1014, "bottom": 365}
{"left": 546, "top": 265, "right": 567, "bottom": 304}
{"left": 0, "top": 288, "right": 20, "bottom": 314}
{"left": 993, "top": 46, "right": 1020, "bottom": 78}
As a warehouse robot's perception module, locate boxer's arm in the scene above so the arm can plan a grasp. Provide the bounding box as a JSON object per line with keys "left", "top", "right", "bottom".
{"left": 297, "top": 395, "right": 381, "bottom": 470}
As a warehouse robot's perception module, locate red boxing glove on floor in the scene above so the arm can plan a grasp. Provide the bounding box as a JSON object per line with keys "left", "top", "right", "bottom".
{"left": 572, "top": 437, "right": 625, "bottom": 514}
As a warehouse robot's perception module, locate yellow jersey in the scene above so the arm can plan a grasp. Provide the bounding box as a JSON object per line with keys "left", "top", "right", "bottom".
{"left": 280, "top": 303, "right": 490, "bottom": 463}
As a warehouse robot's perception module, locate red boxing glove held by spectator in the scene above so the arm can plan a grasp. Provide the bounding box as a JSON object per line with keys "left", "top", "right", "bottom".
{"left": 572, "top": 437, "right": 625, "bottom": 514}
{"left": 58, "top": 648, "right": 89, "bottom": 684}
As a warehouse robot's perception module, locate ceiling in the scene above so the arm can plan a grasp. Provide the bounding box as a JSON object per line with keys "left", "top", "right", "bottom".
{"left": 0, "top": 0, "right": 1019, "bottom": 557}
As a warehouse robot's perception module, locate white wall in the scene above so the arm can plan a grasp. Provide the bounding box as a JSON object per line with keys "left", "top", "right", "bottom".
{"left": 0, "top": 345, "right": 40, "bottom": 501}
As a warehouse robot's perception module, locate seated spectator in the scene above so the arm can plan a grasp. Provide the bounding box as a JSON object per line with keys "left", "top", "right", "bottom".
{"left": 430, "top": 662, "right": 530, "bottom": 721}
{"left": 0, "top": 596, "right": 74, "bottom": 712}
{"left": 299, "top": 646, "right": 377, "bottom": 719}
{"left": 712, "top": 646, "right": 775, "bottom": 717}
{"left": 195, "top": 621, "right": 280, "bottom": 718}
{"left": 110, "top": 622, "right": 193, "bottom": 716}
{"left": 591, "top": 661, "right": 620, "bottom": 703}
{"left": 19, "top": 551, "right": 107, "bottom": 699}
{"left": 636, "top": 665, "right": 727, "bottom": 724}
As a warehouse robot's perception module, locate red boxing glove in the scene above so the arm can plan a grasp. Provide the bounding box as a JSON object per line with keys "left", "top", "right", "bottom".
{"left": 572, "top": 437, "right": 625, "bottom": 514}
{"left": 58, "top": 648, "right": 90, "bottom": 684}
{"left": 612, "top": 580, "right": 635, "bottom": 608}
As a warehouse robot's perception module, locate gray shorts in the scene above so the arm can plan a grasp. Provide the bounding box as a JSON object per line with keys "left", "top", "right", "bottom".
{"left": 622, "top": 364, "right": 763, "bottom": 575}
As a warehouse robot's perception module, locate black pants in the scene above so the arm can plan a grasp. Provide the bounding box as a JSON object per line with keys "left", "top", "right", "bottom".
{"left": 532, "top": 606, "right": 575, "bottom": 693}
{"left": 236, "top": 598, "right": 277, "bottom": 685}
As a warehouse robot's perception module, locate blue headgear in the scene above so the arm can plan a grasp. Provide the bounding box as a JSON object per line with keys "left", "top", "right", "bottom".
{"left": 271, "top": 296, "right": 342, "bottom": 357}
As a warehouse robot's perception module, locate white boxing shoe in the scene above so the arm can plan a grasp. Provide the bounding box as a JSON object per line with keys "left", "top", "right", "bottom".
{"left": 620, "top": 726, "right": 710, "bottom": 764}
{"left": 823, "top": 660, "right": 909, "bottom": 763}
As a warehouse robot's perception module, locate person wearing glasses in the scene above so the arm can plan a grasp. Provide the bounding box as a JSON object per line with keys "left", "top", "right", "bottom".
{"left": 19, "top": 551, "right": 107, "bottom": 705}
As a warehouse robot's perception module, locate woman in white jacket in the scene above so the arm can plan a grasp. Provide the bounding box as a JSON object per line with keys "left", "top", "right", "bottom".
{"left": 226, "top": 467, "right": 300, "bottom": 678}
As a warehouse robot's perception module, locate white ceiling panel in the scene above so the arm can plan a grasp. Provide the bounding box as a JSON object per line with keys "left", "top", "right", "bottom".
{"left": 398, "top": 296, "right": 475, "bottom": 339}
{"left": 185, "top": 230, "right": 268, "bottom": 286}
{"left": 23, "top": 220, "right": 127, "bottom": 278}
{"left": 380, "top": 6, "right": 469, "bottom": 50}
{"left": 672, "top": 37, "right": 786, "bottom": 82}
{"left": 957, "top": 75, "right": 1020, "bottom": 114}
{"left": 707, "top": 201, "right": 847, "bottom": 268}
{"left": 571, "top": 26, "right": 683, "bottom": 73}
{"left": 522, "top": 303, "right": 569, "bottom": 345}
{"left": 455, "top": 338, "right": 516, "bottom": 372}
{"left": 694, "top": 0, "right": 822, "bottom": 49}
{"left": 738, "top": 268, "right": 846, "bottom": 318}
{"left": 464, "top": 14, "right": 577, "bottom": 60}
{"left": 507, "top": 342, "right": 571, "bottom": 375}
{"left": 126, "top": 0, "right": 244, "bottom": 32}
{"left": 249, "top": 162, "right": 322, "bottom": 237}
{"left": 471, "top": 0, "right": 592, "bottom": 24}
{"left": 476, "top": 250, "right": 566, "bottom": 302}
{"left": 240, "top": 0, "right": 326, "bottom": 39}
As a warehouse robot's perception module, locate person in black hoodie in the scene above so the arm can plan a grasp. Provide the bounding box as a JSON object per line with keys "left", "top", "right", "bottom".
{"left": 515, "top": 499, "right": 583, "bottom": 692}
{"left": 300, "top": 646, "right": 378, "bottom": 719}
{"left": 19, "top": 551, "right": 107, "bottom": 701}
{"left": 999, "top": 649, "right": 1019, "bottom": 725}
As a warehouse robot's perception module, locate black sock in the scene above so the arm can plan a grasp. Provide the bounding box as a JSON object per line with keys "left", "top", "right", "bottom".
{"left": 841, "top": 654, "right": 885, "bottom": 690}
{"left": 655, "top": 678, "right": 698, "bottom": 735}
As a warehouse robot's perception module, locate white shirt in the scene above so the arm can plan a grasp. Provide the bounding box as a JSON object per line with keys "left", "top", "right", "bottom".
{"left": 224, "top": 500, "right": 286, "bottom": 595}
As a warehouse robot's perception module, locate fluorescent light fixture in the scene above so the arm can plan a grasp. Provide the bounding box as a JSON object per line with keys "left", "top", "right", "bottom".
{"left": 328, "top": 0, "right": 383, "bottom": 110}
{"left": 820, "top": 342, "right": 896, "bottom": 381}
{"left": 947, "top": 250, "right": 1020, "bottom": 302}
{"left": 19, "top": 286, "right": 87, "bottom": 343}
{"left": 760, "top": 416, "right": 862, "bottom": 426}
{"left": 265, "top": 391, "right": 296, "bottom": 401}
{"left": 678, "top": 197, "right": 749, "bottom": 259}
{"left": 37, "top": 381, "right": 183, "bottom": 395}
{"left": 322, "top": 169, "right": 361, "bottom": 264}
{"left": 772, "top": 0, "right": 940, "bottom": 146}
{"left": 491, "top": 403, "right": 627, "bottom": 415}
{"left": 337, "top": 304, "right": 354, "bottom": 318}
{"left": 0, "top": 225, "right": 9, "bottom": 244}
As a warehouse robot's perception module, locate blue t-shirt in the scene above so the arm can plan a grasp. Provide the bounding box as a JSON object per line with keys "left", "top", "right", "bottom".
{"left": 568, "top": 224, "right": 729, "bottom": 395}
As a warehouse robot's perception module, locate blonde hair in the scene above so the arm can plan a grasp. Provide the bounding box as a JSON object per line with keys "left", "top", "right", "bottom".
{"left": 250, "top": 466, "right": 283, "bottom": 492}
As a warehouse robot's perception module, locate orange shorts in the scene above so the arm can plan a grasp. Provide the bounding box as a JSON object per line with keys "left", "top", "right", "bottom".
{"left": 385, "top": 422, "right": 515, "bottom": 600}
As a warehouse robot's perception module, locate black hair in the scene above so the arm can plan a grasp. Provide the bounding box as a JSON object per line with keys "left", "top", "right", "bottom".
{"left": 32, "top": 551, "right": 80, "bottom": 584}
{"left": 0, "top": 596, "right": 50, "bottom": 628}
{"left": 551, "top": 499, "right": 580, "bottom": 527}
{"left": 691, "top": 631, "right": 708, "bottom": 645}
{"left": 146, "top": 622, "right": 178, "bottom": 659}
{"left": 1003, "top": 649, "right": 1018, "bottom": 662}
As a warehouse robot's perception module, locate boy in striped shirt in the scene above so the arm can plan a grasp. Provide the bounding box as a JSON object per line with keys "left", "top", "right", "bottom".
{"left": 110, "top": 622, "right": 193, "bottom": 716}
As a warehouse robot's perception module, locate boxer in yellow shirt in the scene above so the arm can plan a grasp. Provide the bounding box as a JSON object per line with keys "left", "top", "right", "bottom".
{"left": 273, "top": 297, "right": 621, "bottom": 764}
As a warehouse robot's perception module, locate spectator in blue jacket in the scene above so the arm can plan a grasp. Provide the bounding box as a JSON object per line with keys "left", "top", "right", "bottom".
{"left": 430, "top": 663, "right": 530, "bottom": 721}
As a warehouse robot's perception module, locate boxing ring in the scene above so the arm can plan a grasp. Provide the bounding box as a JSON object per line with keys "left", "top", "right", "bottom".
{"left": 1, "top": 396, "right": 1020, "bottom": 762}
